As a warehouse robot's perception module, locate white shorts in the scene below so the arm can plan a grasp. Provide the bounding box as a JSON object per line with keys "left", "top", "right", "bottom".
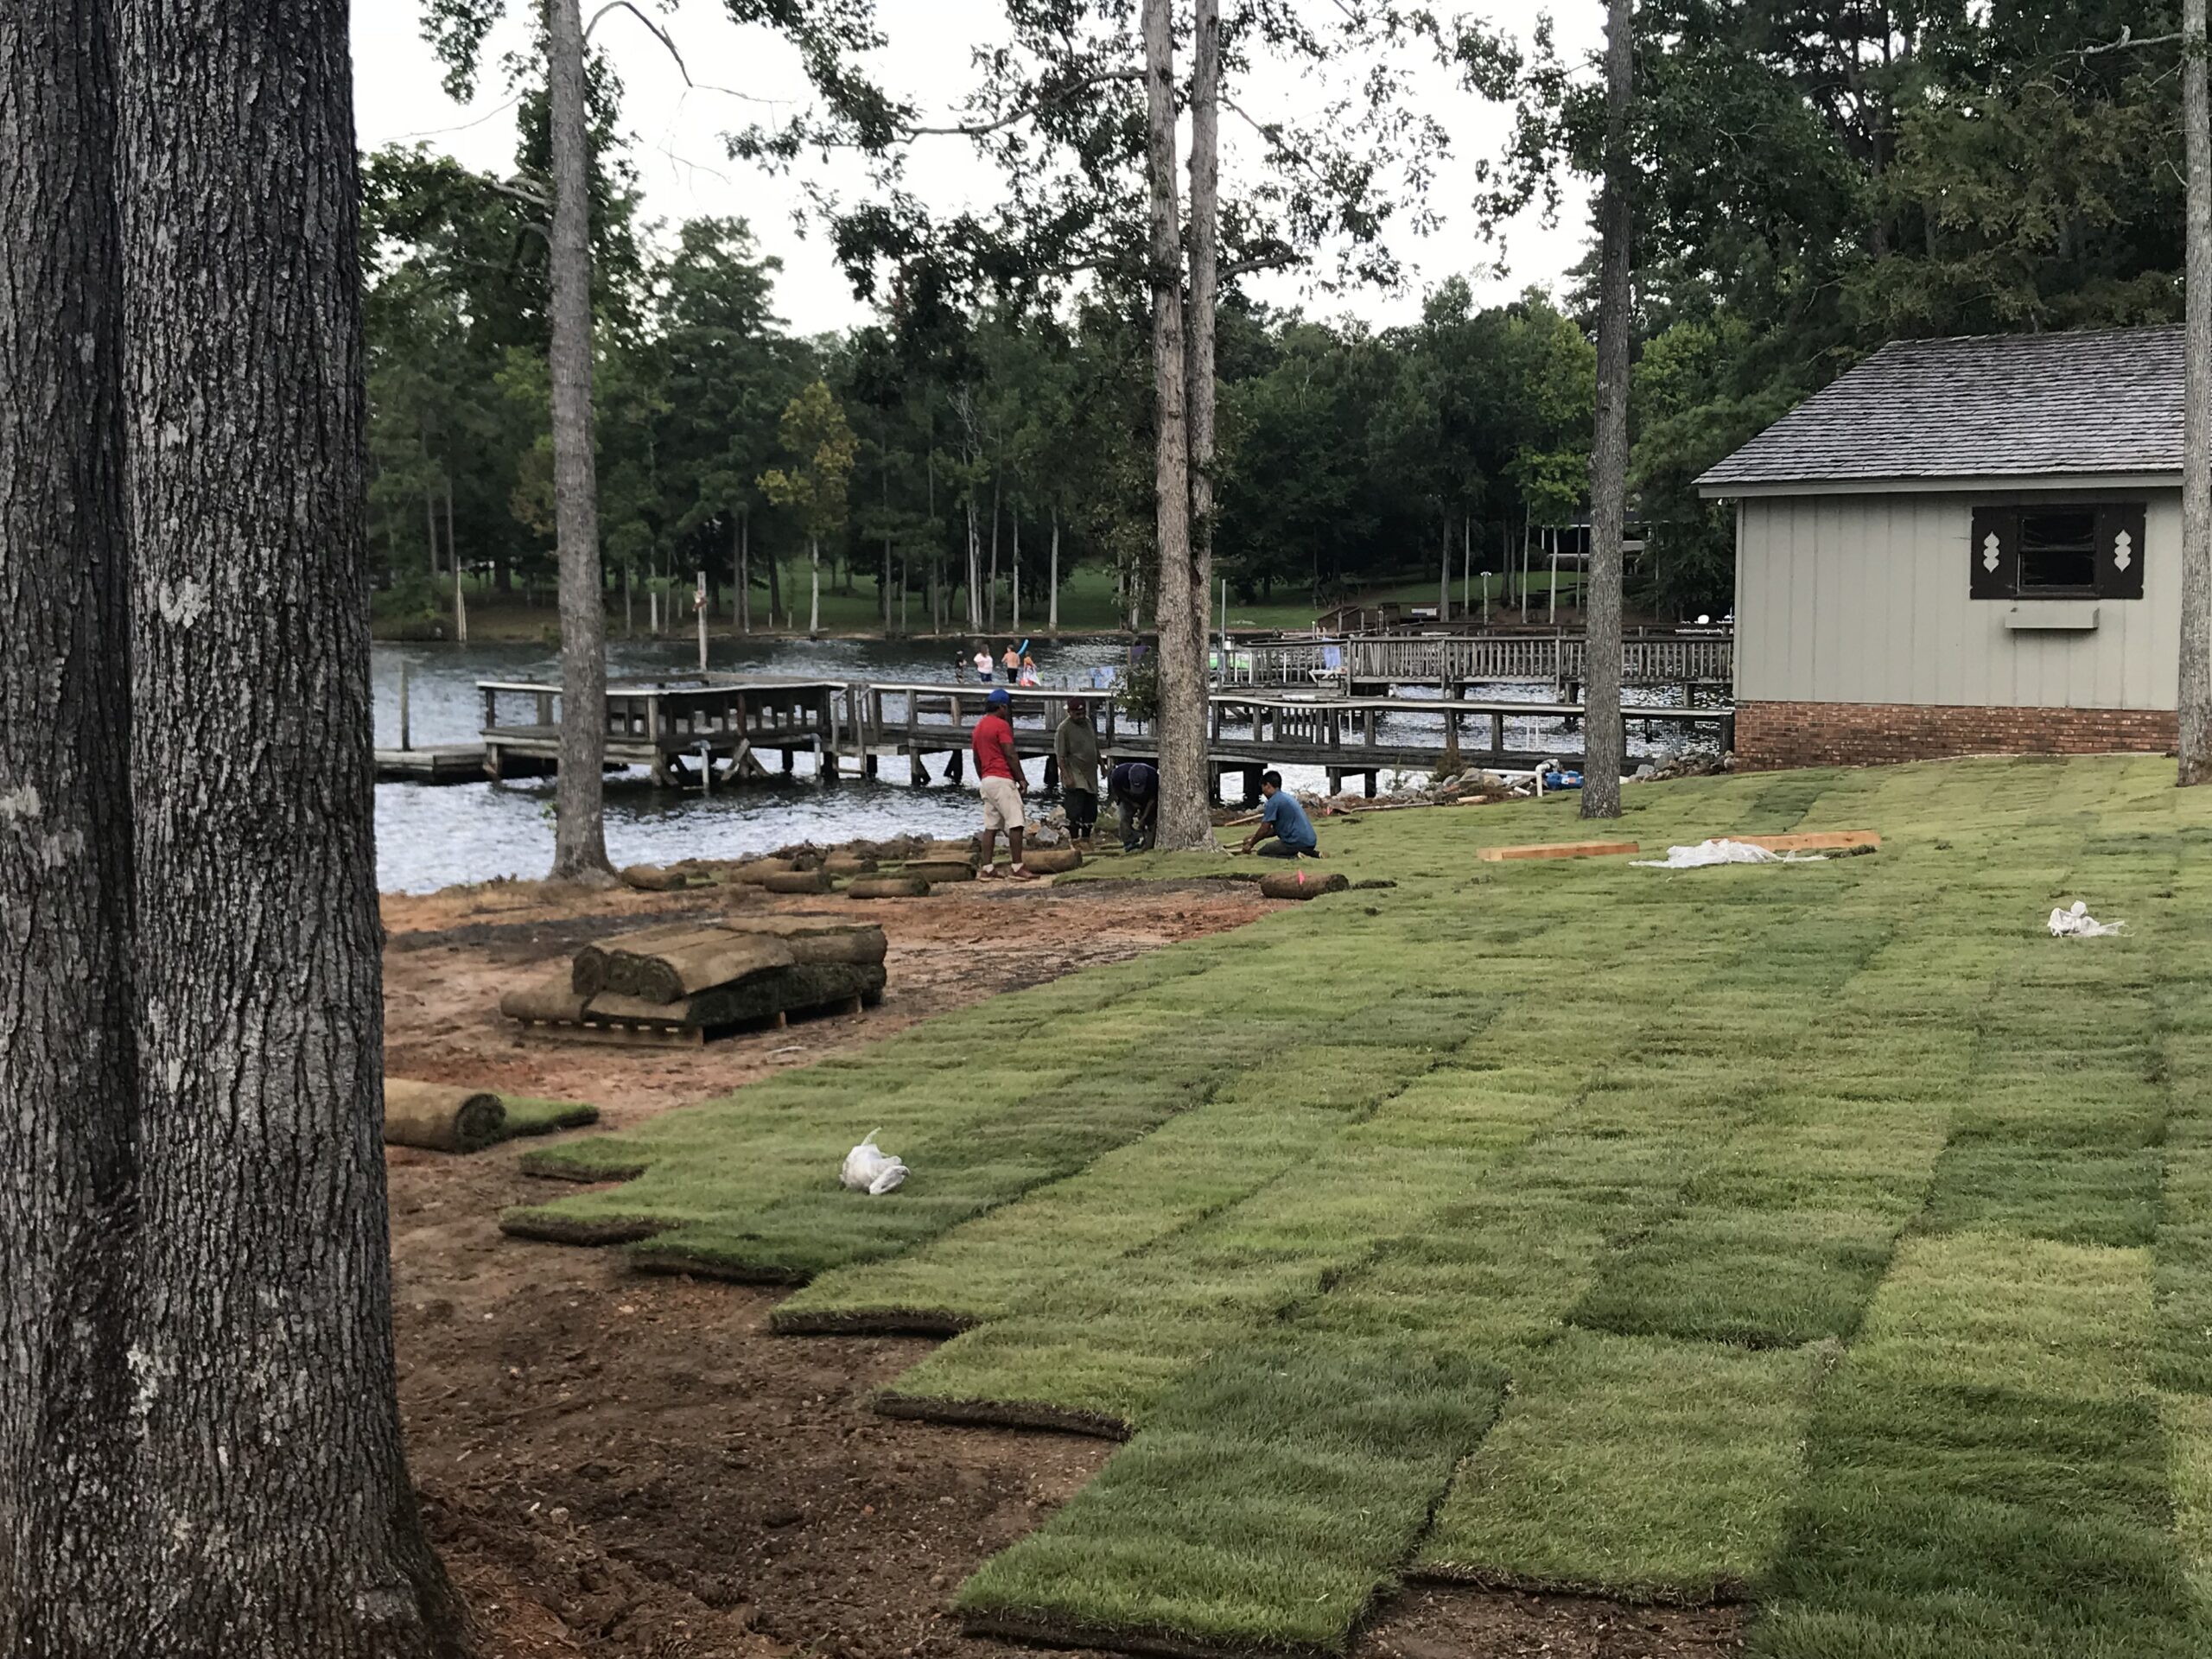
{"left": 980, "top": 775, "right": 1023, "bottom": 833}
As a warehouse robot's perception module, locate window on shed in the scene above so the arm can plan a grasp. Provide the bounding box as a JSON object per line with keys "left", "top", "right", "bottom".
{"left": 2017, "top": 510, "right": 2098, "bottom": 593}
{"left": 1969, "top": 504, "right": 2145, "bottom": 602}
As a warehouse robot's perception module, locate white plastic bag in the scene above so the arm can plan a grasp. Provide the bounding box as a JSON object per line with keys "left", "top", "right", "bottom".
{"left": 1633, "top": 838, "right": 1825, "bottom": 869}
{"left": 2048, "top": 899, "right": 2125, "bottom": 939}
{"left": 840, "top": 1129, "right": 908, "bottom": 1196}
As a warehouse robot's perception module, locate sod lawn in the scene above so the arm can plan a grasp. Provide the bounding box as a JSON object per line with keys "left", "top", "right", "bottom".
{"left": 505, "top": 754, "right": 2212, "bottom": 1657}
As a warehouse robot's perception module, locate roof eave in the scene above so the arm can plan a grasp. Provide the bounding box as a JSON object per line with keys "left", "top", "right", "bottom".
{"left": 1698, "top": 468, "right": 2184, "bottom": 500}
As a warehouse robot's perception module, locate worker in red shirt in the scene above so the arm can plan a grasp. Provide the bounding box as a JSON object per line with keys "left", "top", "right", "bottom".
{"left": 971, "top": 688, "right": 1033, "bottom": 879}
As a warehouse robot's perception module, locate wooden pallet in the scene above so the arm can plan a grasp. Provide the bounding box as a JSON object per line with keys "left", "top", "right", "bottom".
{"left": 1477, "top": 839, "right": 1641, "bottom": 862}
{"left": 512, "top": 990, "right": 875, "bottom": 1048}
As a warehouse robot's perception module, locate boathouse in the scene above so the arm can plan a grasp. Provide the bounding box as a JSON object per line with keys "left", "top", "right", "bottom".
{"left": 1699, "top": 327, "right": 2182, "bottom": 767}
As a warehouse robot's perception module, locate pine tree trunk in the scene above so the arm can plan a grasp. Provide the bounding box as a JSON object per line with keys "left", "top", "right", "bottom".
{"left": 1049, "top": 507, "right": 1061, "bottom": 632}
{"left": 2183, "top": 0, "right": 2212, "bottom": 784}
{"left": 1581, "top": 0, "right": 1632, "bottom": 821}
{"left": 99, "top": 0, "right": 463, "bottom": 1647}
{"left": 1013, "top": 509, "right": 1022, "bottom": 632}
{"left": 545, "top": 0, "right": 612, "bottom": 880}
{"left": 1440, "top": 512, "right": 1452, "bottom": 623}
{"left": 988, "top": 479, "right": 1001, "bottom": 631}
{"left": 0, "top": 1, "right": 140, "bottom": 1637}
{"left": 734, "top": 510, "right": 749, "bottom": 632}
{"left": 767, "top": 542, "right": 783, "bottom": 628}
{"left": 810, "top": 537, "right": 821, "bottom": 634}
{"left": 1149, "top": 0, "right": 1212, "bottom": 849}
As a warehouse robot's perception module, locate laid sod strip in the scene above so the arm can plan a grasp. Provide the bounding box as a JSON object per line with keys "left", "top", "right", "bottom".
{"left": 774, "top": 1042, "right": 1450, "bottom": 1333}
{"left": 496, "top": 1096, "right": 601, "bottom": 1139}
{"left": 1751, "top": 1233, "right": 2200, "bottom": 1659}
{"left": 626, "top": 1018, "right": 1308, "bottom": 1281}
{"left": 2168, "top": 1392, "right": 2212, "bottom": 1612}
{"left": 2157, "top": 1113, "right": 2212, "bottom": 1395}
{"left": 955, "top": 1342, "right": 1506, "bottom": 1659}
{"left": 1418, "top": 1332, "right": 1832, "bottom": 1602}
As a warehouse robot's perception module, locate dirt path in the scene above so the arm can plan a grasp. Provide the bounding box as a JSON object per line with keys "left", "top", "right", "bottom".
{"left": 386, "top": 875, "right": 1743, "bottom": 1658}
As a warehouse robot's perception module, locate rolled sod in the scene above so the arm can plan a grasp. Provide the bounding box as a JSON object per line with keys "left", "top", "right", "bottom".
{"left": 922, "top": 839, "right": 982, "bottom": 867}
{"left": 762, "top": 869, "right": 834, "bottom": 894}
{"left": 783, "top": 926, "right": 887, "bottom": 967}
{"left": 1258, "top": 869, "right": 1349, "bottom": 900}
{"left": 628, "top": 932, "right": 794, "bottom": 1005}
{"left": 597, "top": 925, "right": 740, "bottom": 996}
{"left": 902, "top": 861, "right": 976, "bottom": 884}
{"left": 618, "top": 863, "right": 706, "bottom": 892}
{"left": 385, "top": 1080, "right": 506, "bottom": 1154}
{"left": 1016, "top": 847, "right": 1083, "bottom": 874}
{"left": 501, "top": 975, "right": 590, "bottom": 1024}
{"left": 722, "top": 857, "right": 796, "bottom": 885}
{"left": 573, "top": 920, "right": 718, "bottom": 997}
{"left": 847, "top": 877, "right": 931, "bottom": 899}
{"left": 823, "top": 852, "right": 879, "bottom": 876}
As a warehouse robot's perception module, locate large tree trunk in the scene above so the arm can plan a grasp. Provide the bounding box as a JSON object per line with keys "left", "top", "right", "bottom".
{"left": 2183, "top": 0, "right": 2212, "bottom": 784}
{"left": 1150, "top": 0, "right": 1215, "bottom": 849}
{"left": 0, "top": 0, "right": 140, "bottom": 1638}
{"left": 1581, "top": 0, "right": 1632, "bottom": 821}
{"left": 103, "top": 0, "right": 464, "bottom": 1648}
{"left": 545, "top": 0, "right": 613, "bottom": 880}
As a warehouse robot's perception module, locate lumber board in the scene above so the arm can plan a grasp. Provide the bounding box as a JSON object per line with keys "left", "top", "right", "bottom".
{"left": 1477, "top": 839, "right": 1641, "bottom": 862}
{"left": 1727, "top": 830, "right": 1881, "bottom": 853}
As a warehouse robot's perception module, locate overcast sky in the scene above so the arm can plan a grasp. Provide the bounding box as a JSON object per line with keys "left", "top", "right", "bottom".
{"left": 352, "top": 1, "right": 1598, "bottom": 338}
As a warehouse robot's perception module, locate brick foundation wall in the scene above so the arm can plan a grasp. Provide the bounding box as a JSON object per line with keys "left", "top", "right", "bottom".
{"left": 1736, "top": 701, "right": 2177, "bottom": 770}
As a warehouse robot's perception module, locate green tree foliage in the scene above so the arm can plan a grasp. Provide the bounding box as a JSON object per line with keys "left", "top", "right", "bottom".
{"left": 760, "top": 380, "right": 860, "bottom": 632}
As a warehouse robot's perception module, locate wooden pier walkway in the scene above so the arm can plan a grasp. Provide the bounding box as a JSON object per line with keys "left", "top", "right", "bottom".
{"left": 423, "top": 675, "right": 1734, "bottom": 800}
{"left": 1218, "top": 629, "right": 1733, "bottom": 697}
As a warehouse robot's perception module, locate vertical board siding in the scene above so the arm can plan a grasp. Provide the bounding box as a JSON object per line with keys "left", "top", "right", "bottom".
{"left": 1738, "top": 488, "right": 2180, "bottom": 713}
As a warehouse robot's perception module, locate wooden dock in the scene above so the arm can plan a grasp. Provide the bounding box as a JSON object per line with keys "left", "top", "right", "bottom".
{"left": 374, "top": 742, "right": 551, "bottom": 785}
{"left": 1217, "top": 629, "right": 1734, "bottom": 698}
{"left": 458, "top": 675, "right": 1733, "bottom": 801}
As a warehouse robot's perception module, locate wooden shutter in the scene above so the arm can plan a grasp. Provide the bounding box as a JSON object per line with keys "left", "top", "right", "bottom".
{"left": 2095, "top": 502, "right": 2145, "bottom": 601}
{"left": 1969, "top": 505, "right": 2016, "bottom": 600}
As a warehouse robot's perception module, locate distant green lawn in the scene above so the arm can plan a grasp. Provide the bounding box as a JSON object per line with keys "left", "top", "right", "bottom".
{"left": 502, "top": 754, "right": 2212, "bottom": 1656}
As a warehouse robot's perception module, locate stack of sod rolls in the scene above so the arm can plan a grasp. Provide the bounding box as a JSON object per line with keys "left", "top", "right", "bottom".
{"left": 503, "top": 915, "right": 888, "bottom": 1039}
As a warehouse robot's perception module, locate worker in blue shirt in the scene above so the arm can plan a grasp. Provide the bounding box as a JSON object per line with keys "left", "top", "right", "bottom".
{"left": 1241, "top": 770, "right": 1319, "bottom": 858}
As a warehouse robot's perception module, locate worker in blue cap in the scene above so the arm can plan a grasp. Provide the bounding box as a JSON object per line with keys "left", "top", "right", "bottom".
{"left": 971, "top": 687, "right": 1032, "bottom": 878}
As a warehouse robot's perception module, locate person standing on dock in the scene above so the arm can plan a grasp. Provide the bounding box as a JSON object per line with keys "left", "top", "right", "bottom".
{"left": 1054, "top": 701, "right": 1103, "bottom": 843}
{"left": 1109, "top": 757, "right": 1159, "bottom": 853}
{"left": 1241, "top": 771, "right": 1321, "bottom": 859}
{"left": 973, "top": 689, "right": 1033, "bottom": 880}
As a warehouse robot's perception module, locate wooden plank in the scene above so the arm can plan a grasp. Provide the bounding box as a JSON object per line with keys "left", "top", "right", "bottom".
{"left": 1476, "top": 839, "right": 1641, "bottom": 862}
{"left": 1728, "top": 830, "right": 1880, "bottom": 853}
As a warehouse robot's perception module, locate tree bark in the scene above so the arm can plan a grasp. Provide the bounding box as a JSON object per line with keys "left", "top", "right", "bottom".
{"left": 809, "top": 536, "right": 821, "bottom": 633}
{"left": 0, "top": 1, "right": 140, "bottom": 1641}
{"left": 988, "top": 478, "right": 1001, "bottom": 631}
{"left": 1012, "top": 509, "right": 1022, "bottom": 632}
{"left": 545, "top": 0, "right": 613, "bottom": 880}
{"left": 1150, "top": 0, "right": 1215, "bottom": 849}
{"left": 1581, "top": 0, "right": 1632, "bottom": 821}
{"left": 1440, "top": 512, "right": 1452, "bottom": 623}
{"left": 1049, "top": 506, "right": 1061, "bottom": 633}
{"left": 104, "top": 0, "right": 465, "bottom": 1649}
{"left": 2183, "top": 0, "right": 2212, "bottom": 784}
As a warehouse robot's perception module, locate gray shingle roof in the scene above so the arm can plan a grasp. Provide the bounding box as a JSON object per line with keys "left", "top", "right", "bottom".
{"left": 1697, "top": 326, "right": 2183, "bottom": 491}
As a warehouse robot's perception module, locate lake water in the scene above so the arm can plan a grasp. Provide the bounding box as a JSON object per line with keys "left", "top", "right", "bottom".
{"left": 372, "top": 636, "right": 1697, "bottom": 892}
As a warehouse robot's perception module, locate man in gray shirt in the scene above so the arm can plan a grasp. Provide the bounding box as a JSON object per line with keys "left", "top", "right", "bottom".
{"left": 1053, "top": 700, "right": 1103, "bottom": 842}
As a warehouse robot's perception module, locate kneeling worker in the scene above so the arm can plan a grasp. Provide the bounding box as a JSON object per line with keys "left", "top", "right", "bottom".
{"left": 1108, "top": 756, "right": 1159, "bottom": 852}
{"left": 1240, "top": 770, "right": 1319, "bottom": 859}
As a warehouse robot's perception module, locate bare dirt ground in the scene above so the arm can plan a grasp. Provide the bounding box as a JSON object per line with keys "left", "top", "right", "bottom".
{"left": 385, "top": 875, "right": 1745, "bottom": 1659}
